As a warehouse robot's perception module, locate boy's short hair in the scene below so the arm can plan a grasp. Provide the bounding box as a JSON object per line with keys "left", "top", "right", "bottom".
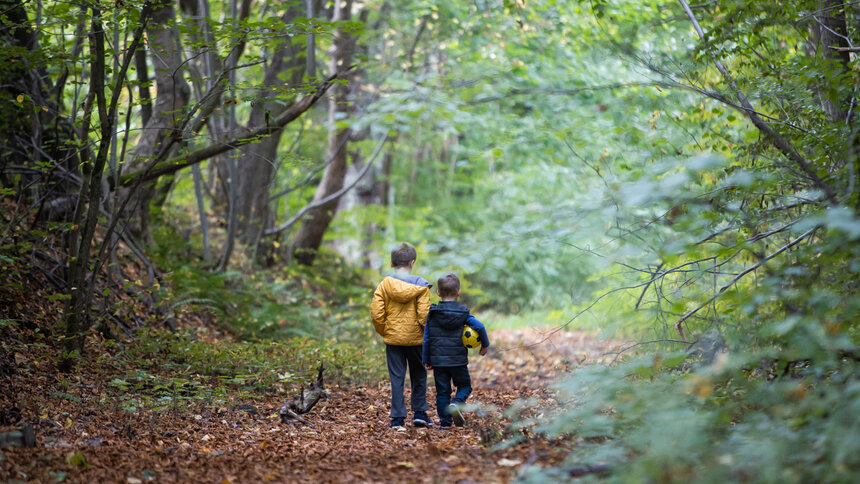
{"left": 391, "top": 242, "right": 417, "bottom": 268}
{"left": 437, "top": 273, "right": 460, "bottom": 298}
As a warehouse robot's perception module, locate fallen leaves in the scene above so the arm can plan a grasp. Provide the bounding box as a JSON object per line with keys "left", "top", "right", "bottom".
{"left": 1, "top": 328, "right": 619, "bottom": 483}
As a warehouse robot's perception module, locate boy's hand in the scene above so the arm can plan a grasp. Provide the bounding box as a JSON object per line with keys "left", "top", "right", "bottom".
{"left": 479, "top": 347, "right": 488, "bottom": 356}
{"left": 424, "top": 363, "right": 432, "bottom": 370}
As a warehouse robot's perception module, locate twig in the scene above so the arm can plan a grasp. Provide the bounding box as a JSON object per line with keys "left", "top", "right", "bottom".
{"left": 635, "top": 262, "right": 664, "bottom": 309}
{"left": 607, "top": 339, "right": 695, "bottom": 364}
{"left": 568, "top": 464, "right": 612, "bottom": 477}
{"left": 674, "top": 227, "right": 817, "bottom": 339}
{"left": 266, "top": 132, "right": 351, "bottom": 202}
{"left": 264, "top": 134, "right": 389, "bottom": 236}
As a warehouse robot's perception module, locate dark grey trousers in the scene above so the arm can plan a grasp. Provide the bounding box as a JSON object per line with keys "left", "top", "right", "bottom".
{"left": 385, "top": 344, "right": 428, "bottom": 418}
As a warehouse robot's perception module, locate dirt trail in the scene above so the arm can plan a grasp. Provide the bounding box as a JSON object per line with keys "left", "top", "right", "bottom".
{"left": 1, "top": 329, "right": 618, "bottom": 483}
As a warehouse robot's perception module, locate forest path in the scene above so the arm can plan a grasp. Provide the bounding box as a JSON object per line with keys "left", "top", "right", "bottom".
{"left": 2, "top": 329, "right": 617, "bottom": 483}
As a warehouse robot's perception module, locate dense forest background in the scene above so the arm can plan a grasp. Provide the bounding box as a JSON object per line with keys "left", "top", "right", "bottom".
{"left": 2, "top": 0, "right": 859, "bottom": 481}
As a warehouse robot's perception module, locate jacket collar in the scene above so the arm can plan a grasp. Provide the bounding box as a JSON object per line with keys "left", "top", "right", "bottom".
{"left": 432, "top": 300, "right": 469, "bottom": 313}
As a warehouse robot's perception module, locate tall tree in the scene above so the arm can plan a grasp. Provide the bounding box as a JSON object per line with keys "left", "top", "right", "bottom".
{"left": 121, "top": 0, "right": 190, "bottom": 240}
{"left": 292, "top": 0, "right": 355, "bottom": 266}
{"left": 234, "top": 4, "right": 307, "bottom": 252}
{"left": 62, "top": 2, "right": 151, "bottom": 370}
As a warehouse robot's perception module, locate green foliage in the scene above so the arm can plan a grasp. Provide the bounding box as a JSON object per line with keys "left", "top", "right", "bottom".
{"left": 520, "top": 348, "right": 859, "bottom": 483}
{"left": 332, "top": 1, "right": 860, "bottom": 481}
{"left": 150, "top": 223, "right": 374, "bottom": 342}
{"left": 7, "top": 0, "right": 858, "bottom": 478}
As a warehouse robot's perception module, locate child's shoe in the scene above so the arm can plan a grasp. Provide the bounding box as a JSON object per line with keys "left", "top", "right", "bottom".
{"left": 447, "top": 403, "right": 465, "bottom": 427}
{"left": 389, "top": 418, "right": 406, "bottom": 430}
{"left": 413, "top": 411, "right": 433, "bottom": 428}
{"left": 438, "top": 422, "right": 452, "bottom": 431}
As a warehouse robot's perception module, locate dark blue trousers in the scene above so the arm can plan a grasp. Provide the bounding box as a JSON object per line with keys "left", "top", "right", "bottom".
{"left": 385, "top": 344, "right": 428, "bottom": 419}
{"left": 432, "top": 365, "right": 472, "bottom": 425}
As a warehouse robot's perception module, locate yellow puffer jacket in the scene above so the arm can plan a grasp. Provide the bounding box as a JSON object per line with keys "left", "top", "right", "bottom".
{"left": 370, "top": 275, "right": 431, "bottom": 346}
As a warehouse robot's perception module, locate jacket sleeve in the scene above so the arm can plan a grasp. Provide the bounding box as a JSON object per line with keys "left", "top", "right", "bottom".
{"left": 467, "top": 314, "right": 490, "bottom": 348}
{"left": 416, "top": 286, "right": 431, "bottom": 326}
{"left": 422, "top": 316, "right": 431, "bottom": 365}
{"left": 370, "top": 282, "right": 386, "bottom": 337}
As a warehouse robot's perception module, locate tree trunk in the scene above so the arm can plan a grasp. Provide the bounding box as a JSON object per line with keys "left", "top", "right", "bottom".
{"left": 134, "top": 47, "right": 153, "bottom": 127}
{"left": 333, "top": 149, "right": 383, "bottom": 268}
{"left": 292, "top": 0, "right": 354, "bottom": 266}
{"left": 61, "top": 3, "right": 149, "bottom": 370}
{"left": 814, "top": 0, "right": 851, "bottom": 123}
{"left": 234, "top": 5, "right": 307, "bottom": 252}
{"left": 0, "top": 0, "right": 80, "bottom": 212}
{"left": 121, "top": 0, "right": 190, "bottom": 241}
{"left": 0, "top": 0, "right": 40, "bottom": 177}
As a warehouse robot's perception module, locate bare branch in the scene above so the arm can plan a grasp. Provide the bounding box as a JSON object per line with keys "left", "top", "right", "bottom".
{"left": 466, "top": 82, "right": 676, "bottom": 105}
{"left": 674, "top": 227, "right": 817, "bottom": 339}
{"left": 606, "top": 338, "right": 695, "bottom": 364}
{"left": 264, "top": 134, "right": 389, "bottom": 236}
{"left": 266, "top": 133, "right": 351, "bottom": 202}
{"left": 117, "top": 70, "right": 350, "bottom": 187}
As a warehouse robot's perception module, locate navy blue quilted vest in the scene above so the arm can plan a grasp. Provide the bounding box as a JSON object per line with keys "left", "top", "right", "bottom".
{"left": 427, "top": 301, "right": 469, "bottom": 367}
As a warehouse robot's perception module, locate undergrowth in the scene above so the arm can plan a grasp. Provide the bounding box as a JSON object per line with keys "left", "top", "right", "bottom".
{"left": 85, "top": 328, "right": 386, "bottom": 414}
{"left": 150, "top": 224, "right": 375, "bottom": 343}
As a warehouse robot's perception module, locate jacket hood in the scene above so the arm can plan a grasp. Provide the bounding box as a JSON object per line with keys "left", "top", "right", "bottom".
{"left": 381, "top": 276, "right": 430, "bottom": 303}
{"left": 429, "top": 301, "right": 470, "bottom": 330}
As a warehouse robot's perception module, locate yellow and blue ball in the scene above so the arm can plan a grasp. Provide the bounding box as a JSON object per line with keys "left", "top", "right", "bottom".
{"left": 462, "top": 325, "right": 480, "bottom": 349}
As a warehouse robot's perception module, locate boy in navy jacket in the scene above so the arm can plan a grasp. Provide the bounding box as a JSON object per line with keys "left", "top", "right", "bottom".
{"left": 422, "top": 273, "right": 490, "bottom": 428}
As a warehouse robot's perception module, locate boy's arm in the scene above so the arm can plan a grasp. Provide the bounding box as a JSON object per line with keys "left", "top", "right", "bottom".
{"left": 422, "top": 316, "right": 431, "bottom": 367}
{"left": 370, "top": 283, "right": 386, "bottom": 336}
{"left": 467, "top": 315, "right": 490, "bottom": 348}
{"left": 416, "top": 286, "right": 431, "bottom": 326}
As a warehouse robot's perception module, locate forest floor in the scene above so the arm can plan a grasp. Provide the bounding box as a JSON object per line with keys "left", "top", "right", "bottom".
{"left": 1, "top": 328, "right": 618, "bottom": 483}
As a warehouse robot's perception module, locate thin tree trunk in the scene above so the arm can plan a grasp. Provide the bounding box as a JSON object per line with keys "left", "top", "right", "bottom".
{"left": 306, "top": 0, "right": 316, "bottom": 79}
{"left": 192, "top": 162, "right": 211, "bottom": 261}
{"left": 380, "top": 146, "right": 393, "bottom": 207}
{"left": 292, "top": 0, "right": 354, "bottom": 266}
{"left": 121, "top": 0, "right": 191, "bottom": 241}
{"left": 235, "top": 4, "right": 307, "bottom": 252}
{"left": 61, "top": 3, "right": 150, "bottom": 370}
{"left": 814, "top": 0, "right": 852, "bottom": 123}
{"left": 0, "top": 0, "right": 53, "bottom": 190}
{"left": 134, "top": 47, "right": 153, "bottom": 126}
{"left": 217, "top": 156, "right": 238, "bottom": 270}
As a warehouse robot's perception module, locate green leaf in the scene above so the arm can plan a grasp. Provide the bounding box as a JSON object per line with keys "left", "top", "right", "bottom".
{"left": 66, "top": 451, "right": 90, "bottom": 468}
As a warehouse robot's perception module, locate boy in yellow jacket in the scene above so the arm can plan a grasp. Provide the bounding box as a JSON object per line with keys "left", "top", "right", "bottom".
{"left": 371, "top": 242, "right": 432, "bottom": 429}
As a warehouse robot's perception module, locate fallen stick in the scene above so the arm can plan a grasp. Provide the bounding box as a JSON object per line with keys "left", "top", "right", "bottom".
{"left": 279, "top": 364, "right": 328, "bottom": 426}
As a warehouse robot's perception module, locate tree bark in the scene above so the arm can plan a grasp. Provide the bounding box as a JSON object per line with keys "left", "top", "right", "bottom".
{"left": 234, "top": 5, "right": 307, "bottom": 251}
{"left": 61, "top": 3, "right": 150, "bottom": 370}
{"left": 292, "top": 0, "right": 354, "bottom": 266}
{"left": 813, "top": 0, "right": 852, "bottom": 123}
{"left": 0, "top": 0, "right": 40, "bottom": 176}
{"left": 121, "top": 0, "right": 191, "bottom": 241}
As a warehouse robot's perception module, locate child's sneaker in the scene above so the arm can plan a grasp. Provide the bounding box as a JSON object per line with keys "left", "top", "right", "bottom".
{"left": 413, "top": 411, "right": 433, "bottom": 428}
{"left": 438, "top": 422, "right": 452, "bottom": 431}
{"left": 389, "top": 418, "right": 406, "bottom": 430}
{"left": 447, "top": 403, "right": 465, "bottom": 427}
